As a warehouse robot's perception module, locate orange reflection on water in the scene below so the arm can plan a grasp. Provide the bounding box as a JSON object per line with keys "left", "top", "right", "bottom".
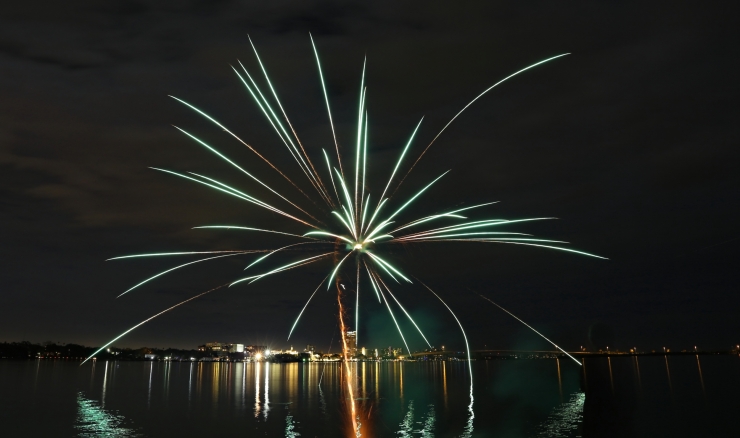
{"left": 337, "top": 284, "right": 360, "bottom": 437}
{"left": 633, "top": 356, "right": 642, "bottom": 395}
{"left": 211, "top": 362, "right": 220, "bottom": 402}
{"left": 399, "top": 361, "right": 404, "bottom": 400}
{"left": 362, "top": 362, "right": 366, "bottom": 401}
{"left": 375, "top": 361, "right": 379, "bottom": 405}
{"left": 225, "top": 362, "right": 232, "bottom": 402}
{"left": 442, "top": 361, "right": 448, "bottom": 409}
{"left": 197, "top": 362, "right": 203, "bottom": 399}
{"left": 556, "top": 358, "right": 563, "bottom": 401}
{"left": 696, "top": 355, "right": 706, "bottom": 396}
{"left": 664, "top": 355, "right": 673, "bottom": 393}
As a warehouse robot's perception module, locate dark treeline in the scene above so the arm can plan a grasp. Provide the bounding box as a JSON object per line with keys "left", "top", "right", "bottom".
{"left": 0, "top": 341, "right": 204, "bottom": 361}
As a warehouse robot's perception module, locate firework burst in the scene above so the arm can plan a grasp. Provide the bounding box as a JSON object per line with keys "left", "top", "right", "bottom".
{"left": 83, "top": 36, "right": 605, "bottom": 437}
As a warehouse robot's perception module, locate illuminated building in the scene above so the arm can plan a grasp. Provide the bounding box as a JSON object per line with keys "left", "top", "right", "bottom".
{"left": 346, "top": 330, "right": 357, "bottom": 356}
{"left": 381, "top": 346, "right": 404, "bottom": 358}
{"left": 197, "top": 342, "right": 246, "bottom": 360}
{"left": 197, "top": 342, "right": 223, "bottom": 352}
{"left": 229, "top": 344, "right": 244, "bottom": 353}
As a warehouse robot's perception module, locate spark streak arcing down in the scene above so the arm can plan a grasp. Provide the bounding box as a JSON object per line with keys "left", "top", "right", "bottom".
{"left": 477, "top": 293, "right": 582, "bottom": 366}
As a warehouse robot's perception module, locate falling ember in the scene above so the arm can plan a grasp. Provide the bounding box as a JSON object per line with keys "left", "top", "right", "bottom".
{"left": 477, "top": 293, "right": 583, "bottom": 366}
{"left": 82, "top": 34, "right": 604, "bottom": 436}
{"left": 337, "top": 282, "right": 362, "bottom": 437}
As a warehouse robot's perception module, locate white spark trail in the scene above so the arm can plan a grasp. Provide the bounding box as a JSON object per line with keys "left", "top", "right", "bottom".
{"left": 168, "top": 96, "right": 313, "bottom": 204}
{"left": 288, "top": 275, "right": 329, "bottom": 340}
{"left": 375, "top": 273, "right": 411, "bottom": 355}
{"left": 310, "top": 34, "right": 343, "bottom": 178}
{"left": 231, "top": 253, "right": 333, "bottom": 286}
{"left": 477, "top": 293, "right": 582, "bottom": 366}
{"left": 107, "top": 250, "right": 257, "bottom": 261}
{"left": 248, "top": 37, "right": 331, "bottom": 205}
{"left": 374, "top": 274, "right": 432, "bottom": 348}
{"left": 193, "top": 226, "right": 314, "bottom": 240}
{"left": 399, "top": 54, "right": 571, "bottom": 189}
{"left": 150, "top": 168, "right": 317, "bottom": 228}
{"left": 117, "top": 252, "right": 248, "bottom": 298}
{"left": 82, "top": 284, "right": 229, "bottom": 365}
{"left": 173, "top": 127, "right": 316, "bottom": 220}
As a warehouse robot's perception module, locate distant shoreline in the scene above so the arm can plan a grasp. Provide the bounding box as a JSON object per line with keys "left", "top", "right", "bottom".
{"left": 2, "top": 341, "right": 738, "bottom": 362}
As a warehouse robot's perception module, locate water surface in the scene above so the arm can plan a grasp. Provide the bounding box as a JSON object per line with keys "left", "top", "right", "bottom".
{"left": 0, "top": 355, "right": 736, "bottom": 437}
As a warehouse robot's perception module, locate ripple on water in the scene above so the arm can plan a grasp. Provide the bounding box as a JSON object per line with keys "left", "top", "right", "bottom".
{"left": 534, "top": 392, "right": 585, "bottom": 437}
{"left": 75, "top": 392, "right": 139, "bottom": 437}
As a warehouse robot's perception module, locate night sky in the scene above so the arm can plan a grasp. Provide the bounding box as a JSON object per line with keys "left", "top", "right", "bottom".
{"left": 2, "top": 1, "right": 738, "bottom": 354}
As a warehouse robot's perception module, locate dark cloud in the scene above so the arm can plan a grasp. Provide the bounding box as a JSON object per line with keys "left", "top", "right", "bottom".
{"left": 272, "top": 3, "right": 360, "bottom": 36}
{"left": 1, "top": 1, "right": 738, "bottom": 352}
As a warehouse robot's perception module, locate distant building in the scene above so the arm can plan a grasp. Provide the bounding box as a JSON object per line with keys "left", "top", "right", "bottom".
{"left": 197, "top": 342, "right": 223, "bottom": 352}
{"left": 305, "top": 345, "right": 315, "bottom": 353}
{"left": 381, "top": 346, "right": 403, "bottom": 358}
{"left": 228, "top": 344, "right": 244, "bottom": 353}
{"left": 346, "top": 330, "right": 357, "bottom": 355}
{"left": 198, "top": 342, "right": 246, "bottom": 360}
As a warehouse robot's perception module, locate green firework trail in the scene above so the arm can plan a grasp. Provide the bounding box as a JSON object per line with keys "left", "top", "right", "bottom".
{"left": 84, "top": 39, "right": 604, "bottom": 385}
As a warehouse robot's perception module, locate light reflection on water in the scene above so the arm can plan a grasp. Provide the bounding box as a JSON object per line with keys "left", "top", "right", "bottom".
{"left": 76, "top": 392, "right": 138, "bottom": 437}
{"left": 398, "top": 400, "right": 435, "bottom": 438}
{"left": 74, "top": 362, "right": 581, "bottom": 438}
{"left": 101, "top": 361, "right": 108, "bottom": 408}
{"left": 285, "top": 414, "right": 300, "bottom": 438}
{"left": 75, "top": 360, "right": 575, "bottom": 437}
{"left": 264, "top": 360, "right": 270, "bottom": 419}
{"left": 8, "top": 356, "right": 736, "bottom": 437}
{"left": 534, "top": 392, "right": 585, "bottom": 437}
{"left": 146, "top": 361, "right": 152, "bottom": 408}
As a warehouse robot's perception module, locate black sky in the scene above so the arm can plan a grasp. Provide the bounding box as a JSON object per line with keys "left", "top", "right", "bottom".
{"left": 2, "top": 1, "right": 738, "bottom": 353}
